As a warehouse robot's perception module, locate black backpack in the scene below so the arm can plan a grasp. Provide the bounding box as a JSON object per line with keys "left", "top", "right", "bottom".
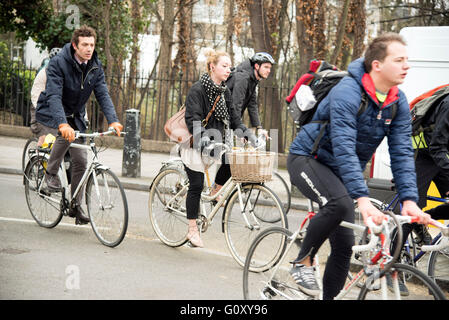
{"left": 286, "top": 61, "right": 399, "bottom": 131}
{"left": 286, "top": 61, "right": 370, "bottom": 132}
{"left": 286, "top": 60, "right": 398, "bottom": 154}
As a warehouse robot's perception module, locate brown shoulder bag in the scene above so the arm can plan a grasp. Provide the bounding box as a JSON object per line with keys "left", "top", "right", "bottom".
{"left": 164, "top": 95, "right": 221, "bottom": 144}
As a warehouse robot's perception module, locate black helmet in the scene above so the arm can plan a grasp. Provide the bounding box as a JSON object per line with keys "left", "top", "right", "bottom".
{"left": 49, "top": 47, "right": 62, "bottom": 58}
{"left": 250, "top": 52, "right": 276, "bottom": 66}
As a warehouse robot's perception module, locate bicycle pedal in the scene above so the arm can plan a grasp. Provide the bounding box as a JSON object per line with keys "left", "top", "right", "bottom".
{"left": 261, "top": 287, "right": 276, "bottom": 299}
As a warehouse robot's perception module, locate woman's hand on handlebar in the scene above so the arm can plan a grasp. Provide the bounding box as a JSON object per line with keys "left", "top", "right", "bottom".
{"left": 256, "top": 128, "right": 269, "bottom": 140}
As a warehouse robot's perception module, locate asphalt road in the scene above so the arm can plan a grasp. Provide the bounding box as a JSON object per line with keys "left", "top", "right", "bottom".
{"left": 0, "top": 173, "right": 249, "bottom": 300}
{"left": 2, "top": 172, "right": 445, "bottom": 303}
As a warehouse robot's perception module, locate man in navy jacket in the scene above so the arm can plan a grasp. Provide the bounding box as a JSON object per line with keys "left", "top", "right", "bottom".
{"left": 287, "top": 33, "right": 430, "bottom": 299}
{"left": 36, "top": 25, "right": 123, "bottom": 225}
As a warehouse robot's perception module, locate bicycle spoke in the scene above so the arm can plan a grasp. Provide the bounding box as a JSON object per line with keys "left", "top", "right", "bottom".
{"left": 24, "top": 156, "right": 63, "bottom": 228}
{"left": 225, "top": 184, "right": 287, "bottom": 268}
{"left": 149, "top": 168, "right": 189, "bottom": 247}
{"left": 86, "top": 169, "right": 128, "bottom": 247}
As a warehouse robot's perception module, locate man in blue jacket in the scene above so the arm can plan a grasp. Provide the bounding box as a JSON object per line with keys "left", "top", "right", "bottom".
{"left": 36, "top": 25, "right": 123, "bottom": 225}
{"left": 287, "top": 33, "right": 430, "bottom": 299}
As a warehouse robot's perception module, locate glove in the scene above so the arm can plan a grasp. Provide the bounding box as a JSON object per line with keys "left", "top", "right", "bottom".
{"left": 109, "top": 122, "right": 123, "bottom": 136}
{"left": 200, "top": 136, "right": 211, "bottom": 149}
{"left": 58, "top": 123, "right": 75, "bottom": 143}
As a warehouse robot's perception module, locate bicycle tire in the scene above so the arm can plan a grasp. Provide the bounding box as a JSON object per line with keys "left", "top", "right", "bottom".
{"left": 85, "top": 168, "right": 129, "bottom": 247}
{"left": 263, "top": 172, "right": 291, "bottom": 216}
{"left": 427, "top": 239, "right": 449, "bottom": 293}
{"left": 223, "top": 184, "right": 287, "bottom": 268}
{"left": 22, "top": 137, "right": 38, "bottom": 174}
{"left": 243, "top": 226, "right": 306, "bottom": 300}
{"left": 148, "top": 167, "right": 190, "bottom": 247}
{"left": 24, "top": 155, "right": 63, "bottom": 228}
{"left": 357, "top": 263, "right": 446, "bottom": 300}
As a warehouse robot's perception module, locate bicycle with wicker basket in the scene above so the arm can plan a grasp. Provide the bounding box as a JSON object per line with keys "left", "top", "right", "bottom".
{"left": 148, "top": 142, "right": 288, "bottom": 268}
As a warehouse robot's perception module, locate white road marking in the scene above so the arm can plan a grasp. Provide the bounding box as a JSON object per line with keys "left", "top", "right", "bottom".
{"left": 0, "top": 216, "right": 234, "bottom": 259}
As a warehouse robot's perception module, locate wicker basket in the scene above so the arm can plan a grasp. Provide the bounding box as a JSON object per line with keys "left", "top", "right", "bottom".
{"left": 228, "top": 151, "right": 275, "bottom": 183}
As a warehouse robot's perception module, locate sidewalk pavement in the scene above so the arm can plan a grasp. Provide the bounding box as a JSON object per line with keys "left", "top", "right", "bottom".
{"left": 0, "top": 135, "right": 309, "bottom": 211}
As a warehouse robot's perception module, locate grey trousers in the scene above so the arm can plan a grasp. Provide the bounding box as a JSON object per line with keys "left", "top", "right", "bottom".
{"left": 46, "top": 136, "right": 87, "bottom": 203}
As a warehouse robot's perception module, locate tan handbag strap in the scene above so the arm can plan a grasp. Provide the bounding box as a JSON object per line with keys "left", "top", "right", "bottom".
{"left": 202, "top": 95, "right": 221, "bottom": 127}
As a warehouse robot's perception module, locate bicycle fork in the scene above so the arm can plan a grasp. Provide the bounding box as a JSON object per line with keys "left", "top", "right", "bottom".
{"left": 236, "top": 184, "right": 261, "bottom": 230}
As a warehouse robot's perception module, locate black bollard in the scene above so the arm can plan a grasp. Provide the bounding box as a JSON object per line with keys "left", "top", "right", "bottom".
{"left": 122, "top": 109, "right": 141, "bottom": 178}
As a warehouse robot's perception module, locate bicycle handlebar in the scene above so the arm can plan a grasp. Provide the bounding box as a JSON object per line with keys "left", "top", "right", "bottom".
{"left": 75, "top": 129, "right": 127, "bottom": 139}
{"left": 393, "top": 215, "right": 449, "bottom": 251}
{"left": 351, "top": 217, "right": 383, "bottom": 253}
{"left": 202, "top": 142, "right": 231, "bottom": 159}
{"left": 422, "top": 236, "right": 449, "bottom": 252}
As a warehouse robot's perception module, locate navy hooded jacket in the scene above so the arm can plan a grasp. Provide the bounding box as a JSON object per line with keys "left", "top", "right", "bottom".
{"left": 36, "top": 42, "right": 119, "bottom": 132}
{"left": 289, "top": 58, "right": 419, "bottom": 203}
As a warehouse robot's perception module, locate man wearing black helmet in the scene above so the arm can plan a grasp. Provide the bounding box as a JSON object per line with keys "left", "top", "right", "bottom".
{"left": 226, "top": 52, "right": 275, "bottom": 132}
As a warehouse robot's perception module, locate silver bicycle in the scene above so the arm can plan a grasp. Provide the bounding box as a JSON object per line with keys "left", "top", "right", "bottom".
{"left": 23, "top": 130, "right": 129, "bottom": 247}
{"left": 148, "top": 143, "right": 287, "bottom": 268}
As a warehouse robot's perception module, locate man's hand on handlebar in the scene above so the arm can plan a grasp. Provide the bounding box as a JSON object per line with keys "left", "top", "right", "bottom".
{"left": 108, "top": 122, "right": 123, "bottom": 136}
{"left": 59, "top": 123, "right": 75, "bottom": 143}
{"left": 357, "top": 196, "right": 386, "bottom": 226}
{"left": 401, "top": 200, "right": 431, "bottom": 225}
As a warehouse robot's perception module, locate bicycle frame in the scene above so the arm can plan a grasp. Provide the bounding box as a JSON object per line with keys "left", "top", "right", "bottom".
{"left": 28, "top": 131, "right": 116, "bottom": 210}
{"left": 160, "top": 158, "right": 267, "bottom": 233}
{"left": 262, "top": 201, "right": 390, "bottom": 300}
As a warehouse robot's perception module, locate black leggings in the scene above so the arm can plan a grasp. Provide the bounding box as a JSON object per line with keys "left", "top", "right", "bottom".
{"left": 287, "top": 154, "right": 355, "bottom": 300}
{"left": 184, "top": 154, "right": 231, "bottom": 220}
{"left": 392, "top": 150, "right": 449, "bottom": 252}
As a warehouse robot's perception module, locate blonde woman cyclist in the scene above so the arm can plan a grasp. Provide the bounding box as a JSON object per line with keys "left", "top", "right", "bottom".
{"left": 180, "top": 49, "right": 257, "bottom": 247}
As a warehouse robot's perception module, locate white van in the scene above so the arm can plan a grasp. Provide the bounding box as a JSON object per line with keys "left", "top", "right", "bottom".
{"left": 370, "top": 26, "right": 449, "bottom": 181}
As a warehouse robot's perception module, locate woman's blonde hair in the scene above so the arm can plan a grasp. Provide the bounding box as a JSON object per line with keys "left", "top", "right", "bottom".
{"left": 204, "top": 48, "right": 230, "bottom": 74}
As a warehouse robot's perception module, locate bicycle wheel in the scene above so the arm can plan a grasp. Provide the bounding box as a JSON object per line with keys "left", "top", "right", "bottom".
{"left": 357, "top": 263, "right": 446, "bottom": 300}
{"left": 85, "top": 168, "right": 128, "bottom": 247}
{"left": 22, "top": 137, "right": 38, "bottom": 174}
{"left": 223, "top": 184, "right": 287, "bottom": 268}
{"left": 24, "top": 155, "right": 63, "bottom": 228}
{"left": 263, "top": 172, "right": 291, "bottom": 215}
{"left": 427, "top": 239, "right": 449, "bottom": 293}
{"left": 243, "top": 226, "right": 309, "bottom": 300}
{"left": 148, "top": 167, "right": 189, "bottom": 247}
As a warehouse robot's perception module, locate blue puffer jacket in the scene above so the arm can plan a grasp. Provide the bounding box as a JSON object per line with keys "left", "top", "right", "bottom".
{"left": 289, "top": 58, "right": 418, "bottom": 203}
{"left": 36, "top": 43, "right": 119, "bottom": 132}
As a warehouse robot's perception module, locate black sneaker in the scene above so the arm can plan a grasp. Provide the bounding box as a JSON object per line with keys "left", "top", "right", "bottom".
{"left": 386, "top": 273, "right": 409, "bottom": 296}
{"left": 289, "top": 264, "right": 320, "bottom": 297}
{"left": 413, "top": 224, "right": 432, "bottom": 246}
{"left": 45, "top": 173, "right": 62, "bottom": 192}
{"left": 69, "top": 204, "right": 90, "bottom": 225}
